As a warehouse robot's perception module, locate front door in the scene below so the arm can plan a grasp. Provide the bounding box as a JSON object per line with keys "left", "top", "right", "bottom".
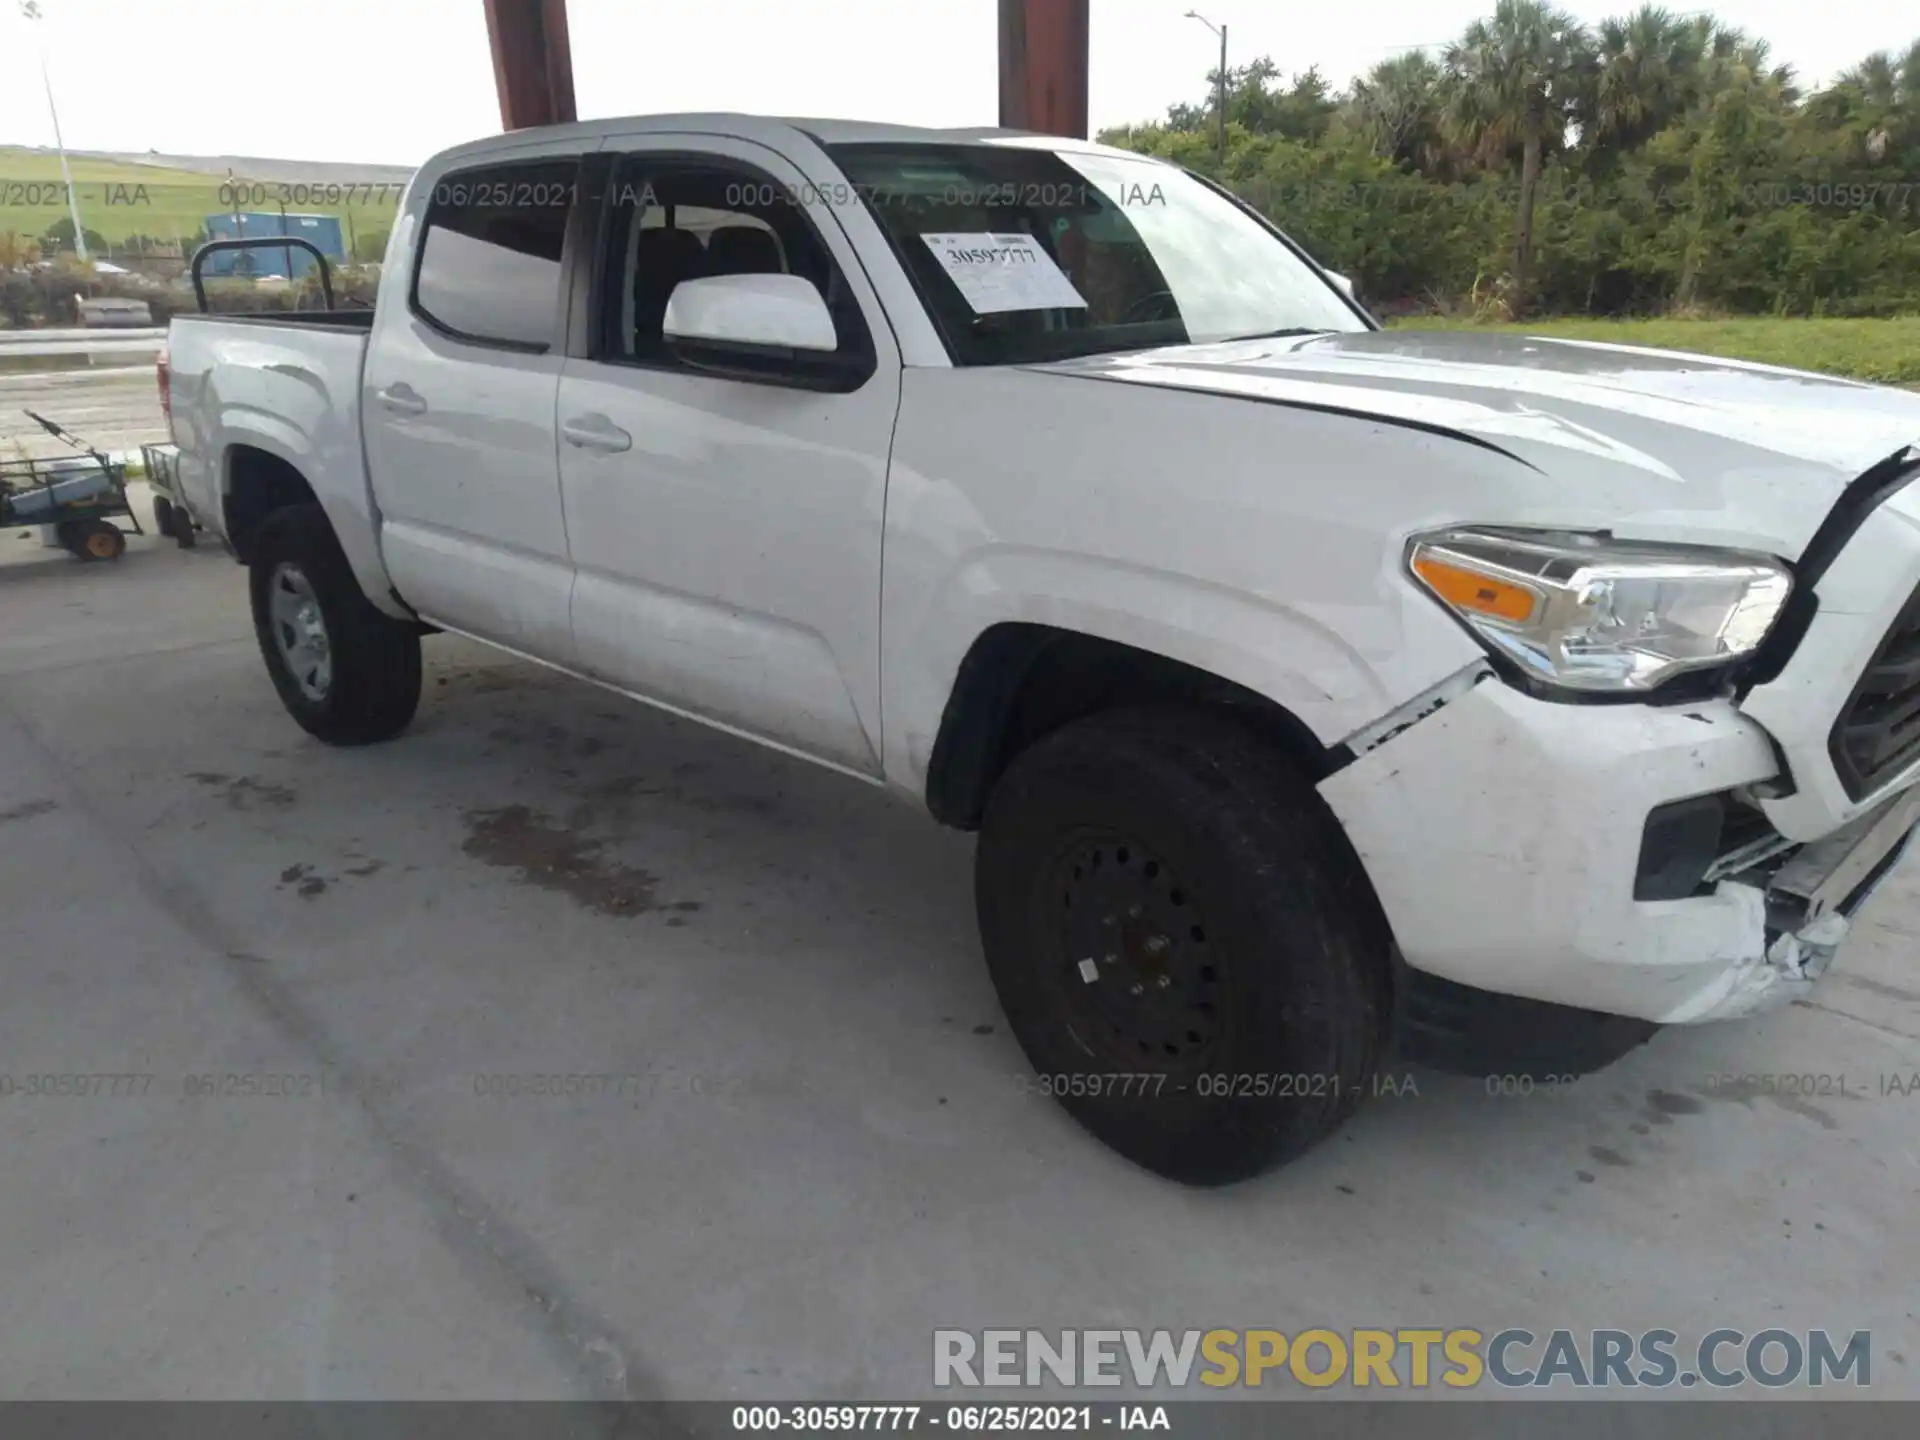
{"left": 555, "top": 138, "right": 901, "bottom": 775}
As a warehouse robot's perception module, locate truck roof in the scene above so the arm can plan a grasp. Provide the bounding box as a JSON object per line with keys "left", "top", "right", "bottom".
{"left": 426, "top": 114, "right": 1145, "bottom": 169}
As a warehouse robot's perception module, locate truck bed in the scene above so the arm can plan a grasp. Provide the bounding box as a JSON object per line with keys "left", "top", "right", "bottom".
{"left": 165, "top": 311, "right": 393, "bottom": 606}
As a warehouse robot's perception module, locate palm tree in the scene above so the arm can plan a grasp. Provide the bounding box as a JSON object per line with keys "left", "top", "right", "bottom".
{"left": 1351, "top": 51, "right": 1449, "bottom": 174}
{"left": 1444, "top": 0, "right": 1592, "bottom": 316}
{"left": 1840, "top": 51, "right": 1901, "bottom": 108}
{"left": 1833, "top": 38, "right": 1920, "bottom": 164}
{"left": 1583, "top": 5, "right": 1707, "bottom": 157}
{"left": 1699, "top": 27, "right": 1800, "bottom": 107}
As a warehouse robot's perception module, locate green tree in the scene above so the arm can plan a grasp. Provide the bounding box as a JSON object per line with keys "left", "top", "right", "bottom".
{"left": 38, "top": 216, "right": 108, "bottom": 257}
{"left": 1165, "top": 58, "right": 1339, "bottom": 145}
{"left": 1696, "top": 27, "right": 1799, "bottom": 107}
{"left": 1350, "top": 52, "right": 1450, "bottom": 174}
{"left": 1444, "top": 0, "right": 1593, "bottom": 315}
{"left": 1813, "top": 38, "right": 1920, "bottom": 167}
{"left": 1100, "top": 7, "right": 1920, "bottom": 319}
{"left": 1580, "top": 5, "right": 1708, "bottom": 160}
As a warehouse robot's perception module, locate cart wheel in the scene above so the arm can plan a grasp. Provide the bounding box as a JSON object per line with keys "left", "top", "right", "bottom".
{"left": 67, "top": 520, "right": 127, "bottom": 563}
{"left": 153, "top": 496, "right": 177, "bottom": 539}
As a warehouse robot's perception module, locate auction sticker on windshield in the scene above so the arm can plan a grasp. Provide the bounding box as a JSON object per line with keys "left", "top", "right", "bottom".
{"left": 920, "top": 232, "right": 1089, "bottom": 314}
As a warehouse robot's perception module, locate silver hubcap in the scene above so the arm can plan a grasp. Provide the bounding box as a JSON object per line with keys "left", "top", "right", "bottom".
{"left": 269, "top": 563, "right": 332, "bottom": 702}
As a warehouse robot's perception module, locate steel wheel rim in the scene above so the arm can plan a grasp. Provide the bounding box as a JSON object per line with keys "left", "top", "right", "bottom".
{"left": 269, "top": 562, "right": 332, "bottom": 702}
{"left": 1047, "top": 831, "right": 1223, "bottom": 1068}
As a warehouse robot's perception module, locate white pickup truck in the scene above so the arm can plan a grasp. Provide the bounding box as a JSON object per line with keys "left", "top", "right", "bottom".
{"left": 164, "top": 115, "right": 1920, "bottom": 1184}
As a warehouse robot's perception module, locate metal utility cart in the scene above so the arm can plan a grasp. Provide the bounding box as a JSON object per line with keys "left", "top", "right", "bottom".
{"left": 0, "top": 410, "right": 145, "bottom": 562}
{"left": 140, "top": 442, "right": 198, "bottom": 549}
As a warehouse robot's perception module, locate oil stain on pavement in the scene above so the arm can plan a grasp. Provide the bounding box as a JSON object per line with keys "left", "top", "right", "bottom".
{"left": 461, "top": 803, "right": 701, "bottom": 920}
{"left": 189, "top": 772, "right": 296, "bottom": 811}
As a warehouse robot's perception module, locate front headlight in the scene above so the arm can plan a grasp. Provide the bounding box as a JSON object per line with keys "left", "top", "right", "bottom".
{"left": 1407, "top": 527, "right": 1793, "bottom": 694}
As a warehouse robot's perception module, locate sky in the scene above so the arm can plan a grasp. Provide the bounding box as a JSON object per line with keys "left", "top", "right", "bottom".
{"left": 1, "top": 0, "right": 1914, "bottom": 168}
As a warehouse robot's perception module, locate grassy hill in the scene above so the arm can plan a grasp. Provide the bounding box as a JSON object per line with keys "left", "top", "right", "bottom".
{"left": 1, "top": 147, "right": 410, "bottom": 257}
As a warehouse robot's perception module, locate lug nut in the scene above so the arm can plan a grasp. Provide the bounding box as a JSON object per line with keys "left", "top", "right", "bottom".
{"left": 1143, "top": 934, "right": 1169, "bottom": 956}
{"left": 1156, "top": 974, "right": 1172, "bottom": 989}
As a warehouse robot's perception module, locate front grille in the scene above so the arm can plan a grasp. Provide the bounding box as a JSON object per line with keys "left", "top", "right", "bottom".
{"left": 1832, "top": 582, "right": 1920, "bottom": 798}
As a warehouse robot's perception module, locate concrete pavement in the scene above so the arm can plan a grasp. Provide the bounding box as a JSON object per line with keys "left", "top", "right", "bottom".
{"left": 1, "top": 505, "right": 1916, "bottom": 1400}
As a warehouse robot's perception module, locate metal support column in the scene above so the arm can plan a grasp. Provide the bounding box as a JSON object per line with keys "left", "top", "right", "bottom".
{"left": 483, "top": 0, "right": 578, "bottom": 131}
{"left": 997, "top": 0, "right": 1090, "bottom": 138}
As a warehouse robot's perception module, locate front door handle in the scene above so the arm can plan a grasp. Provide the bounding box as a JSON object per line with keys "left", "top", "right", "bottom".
{"left": 376, "top": 382, "right": 427, "bottom": 416}
{"left": 562, "top": 414, "right": 632, "bottom": 454}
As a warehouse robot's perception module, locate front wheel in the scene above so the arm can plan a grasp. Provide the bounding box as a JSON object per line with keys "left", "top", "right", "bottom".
{"left": 248, "top": 504, "right": 422, "bottom": 745}
{"left": 976, "top": 707, "right": 1394, "bottom": 1186}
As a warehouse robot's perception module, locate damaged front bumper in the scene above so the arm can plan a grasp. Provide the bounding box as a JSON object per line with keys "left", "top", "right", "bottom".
{"left": 1318, "top": 672, "right": 1920, "bottom": 1026}
{"left": 1716, "top": 783, "right": 1920, "bottom": 1020}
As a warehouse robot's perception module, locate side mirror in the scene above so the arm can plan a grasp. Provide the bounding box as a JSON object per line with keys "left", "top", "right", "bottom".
{"left": 1328, "top": 271, "right": 1356, "bottom": 299}
{"left": 663, "top": 274, "right": 837, "bottom": 355}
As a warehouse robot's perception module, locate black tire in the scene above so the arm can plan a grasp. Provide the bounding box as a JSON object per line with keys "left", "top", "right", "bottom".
{"left": 60, "top": 519, "right": 125, "bottom": 562}
{"left": 176, "top": 513, "right": 198, "bottom": 550}
{"left": 248, "top": 503, "right": 422, "bottom": 745}
{"left": 152, "top": 495, "right": 178, "bottom": 540}
{"left": 976, "top": 706, "right": 1394, "bottom": 1186}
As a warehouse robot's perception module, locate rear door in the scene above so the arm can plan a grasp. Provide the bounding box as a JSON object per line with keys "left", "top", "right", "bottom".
{"left": 362, "top": 144, "right": 585, "bottom": 661}
{"left": 553, "top": 136, "right": 902, "bottom": 775}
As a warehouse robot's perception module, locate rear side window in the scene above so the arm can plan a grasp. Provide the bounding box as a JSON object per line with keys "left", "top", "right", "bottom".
{"left": 412, "top": 159, "right": 578, "bottom": 350}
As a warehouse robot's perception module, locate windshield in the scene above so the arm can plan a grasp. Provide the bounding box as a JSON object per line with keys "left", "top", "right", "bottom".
{"left": 827, "top": 140, "right": 1367, "bottom": 366}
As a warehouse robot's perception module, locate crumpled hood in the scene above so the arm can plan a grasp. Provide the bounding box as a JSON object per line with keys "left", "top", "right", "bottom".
{"left": 1038, "top": 329, "right": 1920, "bottom": 550}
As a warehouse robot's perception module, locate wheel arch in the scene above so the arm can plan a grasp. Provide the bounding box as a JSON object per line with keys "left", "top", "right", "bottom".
{"left": 924, "top": 622, "right": 1348, "bottom": 830}
{"left": 219, "top": 437, "right": 413, "bottom": 623}
{"left": 223, "top": 442, "right": 319, "bottom": 565}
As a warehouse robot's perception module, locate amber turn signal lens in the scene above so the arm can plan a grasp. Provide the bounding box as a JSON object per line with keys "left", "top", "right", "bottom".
{"left": 1412, "top": 555, "right": 1539, "bottom": 624}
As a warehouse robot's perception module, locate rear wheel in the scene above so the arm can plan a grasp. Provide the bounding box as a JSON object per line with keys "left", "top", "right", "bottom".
{"left": 248, "top": 504, "right": 421, "bottom": 745}
{"left": 976, "top": 707, "right": 1393, "bottom": 1185}
{"left": 157, "top": 494, "right": 200, "bottom": 548}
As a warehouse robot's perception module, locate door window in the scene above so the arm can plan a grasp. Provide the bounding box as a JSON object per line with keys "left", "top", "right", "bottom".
{"left": 597, "top": 157, "right": 874, "bottom": 387}
{"left": 412, "top": 159, "right": 579, "bottom": 351}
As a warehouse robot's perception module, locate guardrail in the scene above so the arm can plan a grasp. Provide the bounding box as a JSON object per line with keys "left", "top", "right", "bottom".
{"left": 0, "top": 328, "right": 167, "bottom": 359}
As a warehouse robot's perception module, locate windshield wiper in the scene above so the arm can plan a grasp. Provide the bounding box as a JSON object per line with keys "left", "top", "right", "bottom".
{"left": 1215, "top": 327, "right": 1335, "bottom": 344}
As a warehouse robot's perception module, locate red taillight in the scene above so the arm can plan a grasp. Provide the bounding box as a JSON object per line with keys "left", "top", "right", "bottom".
{"left": 157, "top": 346, "right": 172, "bottom": 427}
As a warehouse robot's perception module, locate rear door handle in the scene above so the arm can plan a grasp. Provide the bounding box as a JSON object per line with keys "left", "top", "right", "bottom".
{"left": 562, "top": 414, "right": 632, "bottom": 454}
{"left": 376, "top": 382, "right": 427, "bottom": 416}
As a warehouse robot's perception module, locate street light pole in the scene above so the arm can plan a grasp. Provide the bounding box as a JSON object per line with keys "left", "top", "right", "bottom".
{"left": 1217, "top": 23, "right": 1227, "bottom": 164}
{"left": 19, "top": 1, "right": 89, "bottom": 263}
{"left": 1184, "top": 10, "right": 1228, "bottom": 169}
